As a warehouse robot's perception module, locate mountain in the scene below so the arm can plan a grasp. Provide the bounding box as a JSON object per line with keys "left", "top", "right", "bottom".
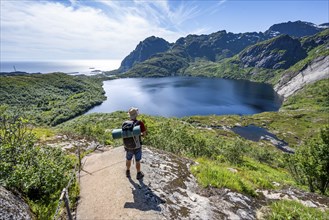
{"left": 301, "top": 28, "right": 329, "bottom": 52}
{"left": 274, "top": 29, "right": 329, "bottom": 99}
{"left": 112, "top": 21, "right": 328, "bottom": 78}
{"left": 123, "top": 48, "right": 189, "bottom": 77}
{"left": 118, "top": 36, "right": 171, "bottom": 72}
{"left": 239, "top": 34, "right": 307, "bottom": 69}
{"left": 121, "top": 31, "right": 269, "bottom": 77}
{"left": 265, "top": 20, "right": 327, "bottom": 38}
{"left": 174, "top": 30, "right": 268, "bottom": 61}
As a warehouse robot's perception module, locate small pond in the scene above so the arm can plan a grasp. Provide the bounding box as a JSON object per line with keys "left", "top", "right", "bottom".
{"left": 231, "top": 125, "right": 294, "bottom": 153}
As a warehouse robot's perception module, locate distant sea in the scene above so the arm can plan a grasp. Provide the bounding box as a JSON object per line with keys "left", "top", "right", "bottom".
{"left": 0, "top": 60, "right": 121, "bottom": 75}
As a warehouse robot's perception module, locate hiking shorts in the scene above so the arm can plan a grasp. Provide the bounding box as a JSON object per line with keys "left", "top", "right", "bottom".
{"left": 126, "top": 148, "right": 142, "bottom": 162}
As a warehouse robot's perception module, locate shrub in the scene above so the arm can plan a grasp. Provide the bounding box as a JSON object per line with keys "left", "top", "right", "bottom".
{"left": 0, "top": 110, "right": 75, "bottom": 218}
{"left": 220, "top": 138, "right": 248, "bottom": 164}
{"left": 285, "top": 125, "right": 329, "bottom": 195}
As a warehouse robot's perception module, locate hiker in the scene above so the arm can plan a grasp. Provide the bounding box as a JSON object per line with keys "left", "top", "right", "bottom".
{"left": 123, "top": 107, "right": 147, "bottom": 180}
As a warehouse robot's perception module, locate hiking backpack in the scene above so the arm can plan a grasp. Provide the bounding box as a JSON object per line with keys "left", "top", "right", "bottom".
{"left": 122, "top": 120, "right": 141, "bottom": 150}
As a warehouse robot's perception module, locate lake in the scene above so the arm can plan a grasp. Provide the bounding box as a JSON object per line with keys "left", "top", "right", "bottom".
{"left": 87, "top": 77, "right": 282, "bottom": 117}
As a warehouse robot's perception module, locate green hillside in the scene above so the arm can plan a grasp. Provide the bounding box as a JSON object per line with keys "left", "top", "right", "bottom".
{"left": 0, "top": 73, "right": 106, "bottom": 125}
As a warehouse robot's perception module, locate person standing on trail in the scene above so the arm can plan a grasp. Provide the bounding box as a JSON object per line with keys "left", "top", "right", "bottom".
{"left": 123, "top": 107, "right": 147, "bottom": 180}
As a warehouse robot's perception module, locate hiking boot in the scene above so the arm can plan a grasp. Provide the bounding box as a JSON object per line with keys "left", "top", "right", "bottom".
{"left": 136, "top": 171, "right": 144, "bottom": 180}
{"left": 126, "top": 170, "right": 130, "bottom": 178}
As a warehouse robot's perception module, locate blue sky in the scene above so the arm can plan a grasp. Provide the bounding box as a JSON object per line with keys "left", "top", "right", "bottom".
{"left": 1, "top": 0, "right": 328, "bottom": 63}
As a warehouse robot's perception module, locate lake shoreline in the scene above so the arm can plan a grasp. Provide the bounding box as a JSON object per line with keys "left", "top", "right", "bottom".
{"left": 86, "top": 76, "right": 282, "bottom": 117}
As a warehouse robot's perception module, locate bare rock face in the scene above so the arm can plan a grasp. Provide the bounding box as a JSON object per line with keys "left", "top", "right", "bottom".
{"left": 141, "top": 147, "right": 329, "bottom": 219}
{"left": 239, "top": 35, "right": 307, "bottom": 69}
{"left": 0, "top": 186, "right": 33, "bottom": 220}
{"left": 274, "top": 55, "right": 329, "bottom": 99}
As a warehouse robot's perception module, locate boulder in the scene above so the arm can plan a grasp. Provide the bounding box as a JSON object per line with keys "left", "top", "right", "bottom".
{"left": 0, "top": 186, "right": 33, "bottom": 220}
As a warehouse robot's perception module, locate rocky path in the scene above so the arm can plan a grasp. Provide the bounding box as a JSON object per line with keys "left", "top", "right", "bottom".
{"left": 76, "top": 146, "right": 216, "bottom": 219}
{"left": 75, "top": 146, "right": 329, "bottom": 220}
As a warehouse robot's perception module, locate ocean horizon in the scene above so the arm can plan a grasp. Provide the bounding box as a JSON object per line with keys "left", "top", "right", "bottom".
{"left": 0, "top": 59, "right": 121, "bottom": 75}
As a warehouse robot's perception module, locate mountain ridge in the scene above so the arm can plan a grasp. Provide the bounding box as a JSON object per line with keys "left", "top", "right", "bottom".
{"left": 112, "top": 20, "right": 327, "bottom": 75}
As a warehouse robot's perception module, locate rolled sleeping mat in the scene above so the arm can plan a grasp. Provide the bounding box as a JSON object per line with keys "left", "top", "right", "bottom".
{"left": 112, "top": 125, "right": 141, "bottom": 139}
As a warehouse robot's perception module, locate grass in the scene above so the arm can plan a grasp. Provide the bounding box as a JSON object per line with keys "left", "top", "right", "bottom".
{"left": 282, "top": 79, "right": 329, "bottom": 111}
{"left": 191, "top": 157, "right": 296, "bottom": 197}
{"left": 262, "top": 199, "right": 329, "bottom": 220}
{"left": 32, "top": 127, "right": 56, "bottom": 141}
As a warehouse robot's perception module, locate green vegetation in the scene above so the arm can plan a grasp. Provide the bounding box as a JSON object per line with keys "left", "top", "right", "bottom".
{"left": 124, "top": 50, "right": 189, "bottom": 77}
{"left": 183, "top": 31, "right": 328, "bottom": 86}
{"left": 263, "top": 199, "right": 329, "bottom": 220}
{"left": 57, "top": 112, "right": 292, "bottom": 197}
{"left": 240, "top": 79, "right": 329, "bottom": 146}
{"left": 282, "top": 78, "right": 329, "bottom": 111}
{"left": 285, "top": 126, "right": 329, "bottom": 195}
{"left": 191, "top": 157, "right": 294, "bottom": 197}
{"left": 183, "top": 57, "right": 281, "bottom": 83}
{"left": 0, "top": 73, "right": 106, "bottom": 126}
{"left": 0, "top": 108, "right": 79, "bottom": 219}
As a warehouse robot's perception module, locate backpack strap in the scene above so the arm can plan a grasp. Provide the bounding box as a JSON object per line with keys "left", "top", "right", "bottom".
{"left": 123, "top": 120, "right": 142, "bottom": 151}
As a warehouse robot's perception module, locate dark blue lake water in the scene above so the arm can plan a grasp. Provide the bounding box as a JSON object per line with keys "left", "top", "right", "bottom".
{"left": 87, "top": 77, "right": 282, "bottom": 117}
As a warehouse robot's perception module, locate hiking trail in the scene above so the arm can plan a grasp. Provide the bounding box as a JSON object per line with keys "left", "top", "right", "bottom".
{"left": 75, "top": 146, "right": 329, "bottom": 220}
{"left": 76, "top": 146, "right": 215, "bottom": 219}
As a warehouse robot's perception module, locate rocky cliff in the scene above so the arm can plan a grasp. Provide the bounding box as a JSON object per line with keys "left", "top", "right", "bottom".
{"left": 273, "top": 29, "right": 329, "bottom": 99}
{"left": 118, "top": 36, "right": 171, "bottom": 72}
{"left": 274, "top": 55, "right": 329, "bottom": 99}
{"left": 239, "top": 35, "right": 307, "bottom": 69}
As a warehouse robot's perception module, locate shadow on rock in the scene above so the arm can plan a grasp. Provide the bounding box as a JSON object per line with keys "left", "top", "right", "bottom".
{"left": 124, "top": 177, "right": 166, "bottom": 212}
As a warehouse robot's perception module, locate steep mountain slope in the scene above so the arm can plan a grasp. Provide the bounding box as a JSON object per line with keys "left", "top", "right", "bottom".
{"left": 174, "top": 30, "right": 268, "bottom": 61}
{"left": 184, "top": 29, "right": 329, "bottom": 89}
{"left": 239, "top": 35, "right": 306, "bottom": 69}
{"left": 273, "top": 30, "right": 329, "bottom": 99}
{"left": 123, "top": 46, "right": 189, "bottom": 77}
{"left": 118, "top": 36, "right": 171, "bottom": 72}
{"left": 122, "top": 31, "right": 268, "bottom": 77}
{"left": 265, "top": 20, "right": 327, "bottom": 37}
{"left": 111, "top": 20, "right": 327, "bottom": 77}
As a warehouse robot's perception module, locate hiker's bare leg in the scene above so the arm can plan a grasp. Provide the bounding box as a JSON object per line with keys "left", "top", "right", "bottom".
{"left": 126, "top": 160, "right": 131, "bottom": 170}
{"left": 136, "top": 161, "right": 141, "bottom": 173}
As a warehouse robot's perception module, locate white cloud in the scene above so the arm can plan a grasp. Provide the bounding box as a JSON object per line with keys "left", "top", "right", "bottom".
{"left": 1, "top": 0, "right": 203, "bottom": 61}
{"left": 218, "top": 0, "right": 228, "bottom": 6}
